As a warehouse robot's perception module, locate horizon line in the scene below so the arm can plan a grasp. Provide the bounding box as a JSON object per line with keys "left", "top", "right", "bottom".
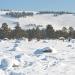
{"left": 0, "top": 8, "right": 75, "bottom": 13}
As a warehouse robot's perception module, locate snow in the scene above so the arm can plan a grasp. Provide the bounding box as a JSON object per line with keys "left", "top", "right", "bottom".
{"left": 0, "top": 39, "right": 75, "bottom": 75}
{"left": 0, "top": 11, "right": 75, "bottom": 75}
{"left": 15, "top": 14, "right": 75, "bottom": 30}
{"left": 0, "top": 70, "right": 5, "bottom": 75}
{"left": 0, "top": 11, "right": 75, "bottom": 30}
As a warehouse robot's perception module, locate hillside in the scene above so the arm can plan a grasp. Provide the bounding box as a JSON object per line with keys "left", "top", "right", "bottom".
{"left": 0, "top": 11, "right": 75, "bottom": 30}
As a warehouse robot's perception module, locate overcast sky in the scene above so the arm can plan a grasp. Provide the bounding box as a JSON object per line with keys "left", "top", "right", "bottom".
{"left": 0, "top": 0, "right": 75, "bottom": 12}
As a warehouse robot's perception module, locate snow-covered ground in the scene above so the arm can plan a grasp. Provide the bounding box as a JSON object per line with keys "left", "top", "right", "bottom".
{"left": 0, "top": 10, "right": 75, "bottom": 75}
{"left": 0, "top": 39, "right": 75, "bottom": 75}
{"left": 0, "top": 11, "right": 75, "bottom": 30}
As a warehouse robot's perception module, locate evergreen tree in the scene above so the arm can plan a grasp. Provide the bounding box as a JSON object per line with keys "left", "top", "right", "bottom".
{"left": 1, "top": 23, "right": 11, "bottom": 39}
{"left": 46, "top": 25, "right": 54, "bottom": 39}
{"left": 61, "top": 27, "right": 68, "bottom": 38}
{"left": 68, "top": 27, "right": 74, "bottom": 38}
{"left": 0, "top": 28, "right": 4, "bottom": 39}
{"left": 55, "top": 30, "right": 63, "bottom": 38}
{"left": 12, "top": 23, "right": 25, "bottom": 39}
{"left": 35, "top": 27, "right": 41, "bottom": 41}
{"left": 62, "top": 27, "right": 67, "bottom": 33}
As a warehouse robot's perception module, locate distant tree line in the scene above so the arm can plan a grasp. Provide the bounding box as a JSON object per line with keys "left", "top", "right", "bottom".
{"left": 6, "top": 12, "right": 33, "bottom": 18}
{"left": 5, "top": 11, "right": 75, "bottom": 18}
{"left": 0, "top": 23, "right": 75, "bottom": 40}
{"left": 37, "top": 11, "right": 75, "bottom": 15}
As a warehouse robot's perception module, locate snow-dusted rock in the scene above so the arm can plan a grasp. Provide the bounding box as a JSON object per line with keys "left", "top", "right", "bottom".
{"left": 0, "top": 59, "right": 9, "bottom": 70}
{"left": 34, "top": 47, "right": 52, "bottom": 55}
{"left": 10, "top": 71, "right": 24, "bottom": 75}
